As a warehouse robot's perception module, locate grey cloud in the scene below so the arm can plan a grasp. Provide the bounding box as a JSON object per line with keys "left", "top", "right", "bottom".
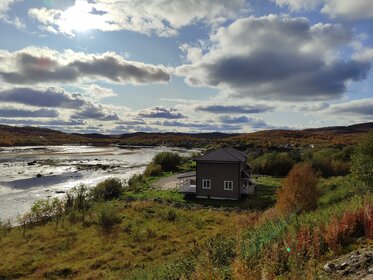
{"left": 0, "top": 86, "right": 121, "bottom": 122}
{"left": 219, "top": 115, "right": 269, "bottom": 128}
{"left": 158, "top": 120, "right": 241, "bottom": 131}
{"left": 196, "top": 104, "right": 274, "bottom": 114}
{"left": 71, "top": 105, "right": 119, "bottom": 121}
{"left": 176, "top": 15, "right": 371, "bottom": 101}
{"left": 0, "top": 118, "right": 85, "bottom": 126}
{"left": 0, "top": 108, "right": 58, "bottom": 118}
{"left": 0, "top": 87, "right": 85, "bottom": 108}
{"left": 116, "top": 119, "right": 146, "bottom": 125}
{"left": 328, "top": 99, "right": 373, "bottom": 115}
{"left": 0, "top": 48, "right": 171, "bottom": 85}
{"left": 139, "top": 107, "right": 185, "bottom": 119}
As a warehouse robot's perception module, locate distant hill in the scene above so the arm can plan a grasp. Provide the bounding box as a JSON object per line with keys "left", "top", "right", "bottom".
{"left": 0, "top": 122, "right": 371, "bottom": 147}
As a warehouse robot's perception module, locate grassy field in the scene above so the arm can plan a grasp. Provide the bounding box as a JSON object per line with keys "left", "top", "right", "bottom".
{"left": 0, "top": 170, "right": 371, "bottom": 279}
{"left": 0, "top": 201, "right": 248, "bottom": 279}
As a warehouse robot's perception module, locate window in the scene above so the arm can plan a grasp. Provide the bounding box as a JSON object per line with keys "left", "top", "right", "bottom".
{"left": 224, "top": 181, "right": 233, "bottom": 191}
{"left": 202, "top": 179, "right": 211, "bottom": 189}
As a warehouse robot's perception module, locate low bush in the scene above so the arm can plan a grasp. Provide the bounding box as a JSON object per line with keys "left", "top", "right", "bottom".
{"left": 206, "top": 235, "right": 236, "bottom": 267}
{"left": 127, "top": 174, "right": 146, "bottom": 192}
{"left": 0, "top": 219, "right": 11, "bottom": 239}
{"left": 97, "top": 204, "right": 121, "bottom": 232}
{"left": 91, "top": 178, "right": 124, "bottom": 201}
{"left": 144, "top": 163, "right": 162, "bottom": 177}
{"left": 153, "top": 152, "right": 182, "bottom": 172}
{"left": 352, "top": 132, "right": 373, "bottom": 188}
{"left": 251, "top": 152, "right": 295, "bottom": 177}
{"left": 161, "top": 209, "right": 177, "bottom": 222}
{"left": 324, "top": 207, "right": 368, "bottom": 252}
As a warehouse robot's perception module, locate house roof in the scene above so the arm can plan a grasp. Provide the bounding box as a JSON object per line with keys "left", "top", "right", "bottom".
{"left": 196, "top": 147, "right": 247, "bottom": 163}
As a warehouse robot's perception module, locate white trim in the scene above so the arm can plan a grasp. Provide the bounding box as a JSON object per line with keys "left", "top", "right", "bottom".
{"left": 224, "top": 180, "right": 233, "bottom": 191}
{"left": 202, "top": 179, "right": 211, "bottom": 189}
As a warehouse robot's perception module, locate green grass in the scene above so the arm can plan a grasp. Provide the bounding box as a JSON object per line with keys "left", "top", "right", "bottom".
{"left": 185, "top": 175, "right": 282, "bottom": 210}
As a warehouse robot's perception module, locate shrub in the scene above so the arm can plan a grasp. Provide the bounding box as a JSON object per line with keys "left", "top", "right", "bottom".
{"left": 0, "top": 219, "right": 11, "bottom": 239}
{"left": 251, "top": 152, "right": 295, "bottom": 177}
{"left": 127, "top": 174, "right": 146, "bottom": 192}
{"left": 153, "top": 152, "right": 182, "bottom": 172}
{"left": 144, "top": 163, "right": 162, "bottom": 177}
{"left": 324, "top": 209, "right": 365, "bottom": 252}
{"left": 161, "top": 209, "right": 177, "bottom": 222}
{"left": 91, "top": 178, "right": 124, "bottom": 201}
{"left": 206, "top": 235, "right": 236, "bottom": 267}
{"left": 309, "top": 150, "right": 334, "bottom": 177}
{"left": 352, "top": 132, "right": 373, "bottom": 188}
{"left": 97, "top": 204, "right": 121, "bottom": 231}
{"left": 276, "top": 163, "right": 320, "bottom": 215}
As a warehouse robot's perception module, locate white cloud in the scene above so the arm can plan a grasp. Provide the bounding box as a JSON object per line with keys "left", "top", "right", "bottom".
{"left": 28, "top": 0, "right": 246, "bottom": 37}
{"left": 176, "top": 15, "right": 371, "bottom": 101}
{"left": 274, "top": 0, "right": 373, "bottom": 20}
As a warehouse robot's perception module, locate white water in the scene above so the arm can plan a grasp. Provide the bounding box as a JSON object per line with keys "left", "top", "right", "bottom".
{"left": 0, "top": 145, "right": 194, "bottom": 223}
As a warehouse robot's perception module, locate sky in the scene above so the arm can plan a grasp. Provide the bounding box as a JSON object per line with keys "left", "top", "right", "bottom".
{"left": 0, "top": 0, "right": 372, "bottom": 134}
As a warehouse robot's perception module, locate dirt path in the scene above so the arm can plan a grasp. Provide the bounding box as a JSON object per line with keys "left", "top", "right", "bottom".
{"left": 151, "top": 172, "right": 193, "bottom": 190}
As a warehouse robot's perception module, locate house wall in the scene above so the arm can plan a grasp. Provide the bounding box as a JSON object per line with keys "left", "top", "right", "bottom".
{"left": 196, "top": 161, "right": 241, "bottom": 200}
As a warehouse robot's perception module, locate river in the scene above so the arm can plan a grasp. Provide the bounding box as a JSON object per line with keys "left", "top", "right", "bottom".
{"left": 0, "top": 145, "right": 194, "bottom": 223}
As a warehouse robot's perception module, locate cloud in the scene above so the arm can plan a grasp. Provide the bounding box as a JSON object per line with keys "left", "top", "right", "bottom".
{"left": 71, "top": 104, "right": 119, "bottom": 121}
{"left": 176, "top": 15, "right": 371, "bottom": 101}
{"left": 327, "top": 99, "right": 373, "bottom": 115}
{"left": 0, "top": 0, "right": 25, "bottom": 29}
{"left": 0, "top": 0, "right": 18, "bottom": 18}
{"left": 195, "top": 104, "right": 274, "bottom": 114}
{"left": 0, "top": 87, "right": 86, "bottom": 108}
{"left": 81, "top": 84, "right": 118, "bottom": 100}
{"left": 157, "top": 120, "right": 241, "bottom": 131}
{"left": 29, "top": 0, "right": 246, "bottom": 37}
{"left": 0, "top": 86, "right": 121, "bottom": 122}
{"left": 0, "top": 107, "right": 58, "bottom": 118}
{"left": 0, "top": 118, "right": 86, "bottom": 126}
{"left": 274, "top": 0, "right": 373, "bottom": 20}
{"left": 219, "top": 115, "right": 269, "bottom": 128}
{"left": 0, "top": 47, "right": 171, "bottom": 85}
{"left": 138, "top": 107, "right": 186, "bottom": 119}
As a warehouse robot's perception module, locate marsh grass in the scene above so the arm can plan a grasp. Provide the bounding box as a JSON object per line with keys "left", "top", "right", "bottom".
{"left": 0, "top": 201, "right": 245, "bottom": 279}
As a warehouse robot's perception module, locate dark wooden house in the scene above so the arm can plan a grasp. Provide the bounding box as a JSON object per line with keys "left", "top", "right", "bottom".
{"left": 195, "top": 148, "right": 253, "bottom": 200}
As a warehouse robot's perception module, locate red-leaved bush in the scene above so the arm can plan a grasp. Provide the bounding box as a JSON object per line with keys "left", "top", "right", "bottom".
{"left": 324, "top": 205, "right": 371, "bottom": 252}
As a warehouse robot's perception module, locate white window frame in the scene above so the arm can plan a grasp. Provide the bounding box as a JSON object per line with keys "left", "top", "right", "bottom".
{"left": 224, "top": 181, "right": 234, "bottom": 191}
{"left": 202, "top": 179, "right": 211, "bottom": 189}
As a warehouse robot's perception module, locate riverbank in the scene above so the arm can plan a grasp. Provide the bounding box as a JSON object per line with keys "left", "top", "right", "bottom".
{"left": 0, "top": 146, "right": 196, "bottom": 222}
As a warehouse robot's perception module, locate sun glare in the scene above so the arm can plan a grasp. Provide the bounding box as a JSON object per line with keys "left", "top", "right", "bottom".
{"left": 59, "top": 1, "right": 97, "bottom": 33}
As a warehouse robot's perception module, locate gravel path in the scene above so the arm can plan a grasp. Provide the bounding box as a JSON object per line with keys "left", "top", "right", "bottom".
{"left": 151, "top": 172, "right": 193, "bottom": 190}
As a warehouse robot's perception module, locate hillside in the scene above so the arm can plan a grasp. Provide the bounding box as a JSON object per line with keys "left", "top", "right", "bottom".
{"left": 0, "top": 122, "right": 372, "bottom": 147}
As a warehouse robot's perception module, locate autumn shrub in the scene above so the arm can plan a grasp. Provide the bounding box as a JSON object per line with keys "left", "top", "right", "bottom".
{"left": 324, "top": 209, "right": 365, "bottom": 252}
{"left": 331, "top": 160, "right": 351, "bottom": 176}
{"left": 91, "top": 178, "right": 124, "bottom": 201}
{"left": 275, "top": 163, "right": 320, "bottom": 215}
{"left": 144, "top": 163, "right": 162, "bottom": 177}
